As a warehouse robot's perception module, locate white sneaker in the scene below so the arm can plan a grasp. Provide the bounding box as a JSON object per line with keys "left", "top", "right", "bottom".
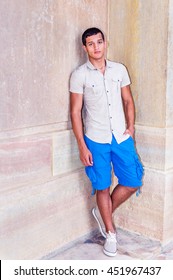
{"left": 103, "top": 231, "right": 117, "bottom": 257}
{"left": 92, "top": 207, "right": 106, "bottom": 238}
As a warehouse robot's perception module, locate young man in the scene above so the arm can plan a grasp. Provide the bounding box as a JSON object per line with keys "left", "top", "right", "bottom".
{"left": 70, "top": 27, "right": 143, "bottom": 257}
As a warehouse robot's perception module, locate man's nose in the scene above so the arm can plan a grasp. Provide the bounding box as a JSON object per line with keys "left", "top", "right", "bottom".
{"left": 94, "top": 43, "right": 99, "bottom": 50}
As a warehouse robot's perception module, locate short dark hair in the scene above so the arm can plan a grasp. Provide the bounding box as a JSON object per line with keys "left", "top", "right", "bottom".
{"left": 82, "top": 27, "right": 105, "bottom": 46}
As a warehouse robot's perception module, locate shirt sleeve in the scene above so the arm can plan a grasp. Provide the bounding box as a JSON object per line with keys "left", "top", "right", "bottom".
{"left": 121, "top": 64, "right": 131, "bottom": 87}
{"left": 69, "top": 69, "right": 84, "bottom": 94}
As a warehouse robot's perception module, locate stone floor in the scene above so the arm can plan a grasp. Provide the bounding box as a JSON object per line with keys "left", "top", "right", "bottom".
{"left": 44, "top": 228, "right": 173, "bottom": 260}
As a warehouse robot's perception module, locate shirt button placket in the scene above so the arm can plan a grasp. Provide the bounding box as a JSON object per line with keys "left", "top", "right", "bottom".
{"left": 105, "top": 84, "right": 113, "bottom": 132}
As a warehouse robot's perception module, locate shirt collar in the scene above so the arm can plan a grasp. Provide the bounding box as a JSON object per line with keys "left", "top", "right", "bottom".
{"left": 86, "top": 59, "right": 113, "bottom": 70}
{"left": 86, "top": 60, "right": 97, "bottom": 70}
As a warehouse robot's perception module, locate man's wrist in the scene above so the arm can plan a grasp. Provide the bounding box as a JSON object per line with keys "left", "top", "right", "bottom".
{"left": 127, "top": 125, "right": 135, "bottom": 131}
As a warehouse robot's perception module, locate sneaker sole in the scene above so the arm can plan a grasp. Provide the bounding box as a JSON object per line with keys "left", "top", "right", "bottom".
{"left": 92, "top": 208, "right": 106, "bottom": 238}
{"left": 103, "top": 248, "right": 117, "bottom": 257}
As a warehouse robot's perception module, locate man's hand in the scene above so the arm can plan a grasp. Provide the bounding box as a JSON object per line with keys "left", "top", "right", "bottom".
{"left": 79, "top": 144, "right": 93, "bottom": 166}
{"left": 124, "top": 126, "right": 135, "bottom": 139}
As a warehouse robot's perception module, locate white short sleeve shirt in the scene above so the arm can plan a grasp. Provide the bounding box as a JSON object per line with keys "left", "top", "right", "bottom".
{"left": 70, "top": 60, "right": 131, "bottom": 144}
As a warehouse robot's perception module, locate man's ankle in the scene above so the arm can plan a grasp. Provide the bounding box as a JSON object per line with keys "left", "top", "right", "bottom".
{"left": 106, "top": 228, "right": 115, "bottom": 234}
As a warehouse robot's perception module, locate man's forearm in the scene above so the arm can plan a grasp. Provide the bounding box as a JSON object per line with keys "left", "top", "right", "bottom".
{"left": 125, "top": 101, "right": 135, "bottom": 129}
{"left": 121, "top": 85, "right": 135, "bottom": 133}
{"left": 123, "top": 99, "right": 135, "bottom": 137}
{"left": 71, "top": 111, "right": 93, "bottom": 166}
{"left": 71, "top": 111, "right": 86, "bottom": 148}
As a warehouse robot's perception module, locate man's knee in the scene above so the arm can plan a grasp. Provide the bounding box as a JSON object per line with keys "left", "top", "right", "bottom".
{"left": 126, "top": 186, "right": 138, "bottom": 194}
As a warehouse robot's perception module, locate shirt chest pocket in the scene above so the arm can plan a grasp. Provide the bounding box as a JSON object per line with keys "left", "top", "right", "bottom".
{"left": 111, "top": 78, "right": 122, "bottom": 93}
{"left": 84, "top": 83, "right": 103, "bottom": 103}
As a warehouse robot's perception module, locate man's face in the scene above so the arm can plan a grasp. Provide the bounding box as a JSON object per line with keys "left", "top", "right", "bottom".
{"left": 83, "top": 32, "right": 106, "bottom": 60}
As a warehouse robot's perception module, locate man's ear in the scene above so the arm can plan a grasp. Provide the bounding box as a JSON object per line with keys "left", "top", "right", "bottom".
{"left": 82, "top": 45, "right": 87, "bottom": 53}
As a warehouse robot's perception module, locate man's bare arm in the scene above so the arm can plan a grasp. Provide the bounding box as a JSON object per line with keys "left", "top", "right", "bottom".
{"left": 121, "top": 85, "right": 135, "bottom": 138}
{"left": 70, "top": 92, "right": 93, "bottom": 166}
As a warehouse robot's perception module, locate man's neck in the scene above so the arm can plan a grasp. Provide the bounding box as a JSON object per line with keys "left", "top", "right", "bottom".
{"left": 89, "top": 58, "right": 106, "bottom": 73}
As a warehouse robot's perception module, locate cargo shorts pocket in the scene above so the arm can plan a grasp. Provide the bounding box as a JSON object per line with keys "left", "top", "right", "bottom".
{"left": 85, "top": 166, "right": 97, "bottom": 195}
{"left": 134, "top": 154, "right": 144, "bottom": 180}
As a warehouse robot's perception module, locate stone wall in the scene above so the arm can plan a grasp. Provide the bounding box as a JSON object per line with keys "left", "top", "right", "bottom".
{"left": 0, "top": 0, "right": 108, "bottom": 259}
{"left": 108, "top": 0, "right": 173, "bottom": 245}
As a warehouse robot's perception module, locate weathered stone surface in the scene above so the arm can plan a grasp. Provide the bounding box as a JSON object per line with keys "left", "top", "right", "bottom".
{"left": 113, "top": 168, "right": 165, "bottom": 241}
{"left": 108, "top": 0, "right": 168, "bottom": 127}
{"left": 0, "top": 171, "right": 95, "bottom": 259}
{"left": 163, "top": 171, "right": 173, "bottom": 244}
{"left": 135, "top": 125, "right": 165, "bottom": 171}
{"left": 0, "top": 136, "right": 52, "bottom": 190}
{"left": 1, "top": 0, "right": 173, "bottom": 259}
{"left": 166, "top": 128, "right": 173, "bottom": 170}
{"left": 53, "top": 130, "right": 83, "bottom": 176}
{"left": 109, "top": 0, "right": 173, "bottom": 246}
{"left": 0, "top": 0, "right": 107, "bottom": 259}
{"left": 0, "top": 0, "right": 108, "bottom": 130}
{"left": 166, "top": 0, "right": 173, "bottom": 127}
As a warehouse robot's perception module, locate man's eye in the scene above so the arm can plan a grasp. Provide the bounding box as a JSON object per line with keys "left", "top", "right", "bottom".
{"left": 88, "top": 43, "right": 93, "bottom": 46}
{"left": 98, "top": 41, "right": 103, "bottom": 44}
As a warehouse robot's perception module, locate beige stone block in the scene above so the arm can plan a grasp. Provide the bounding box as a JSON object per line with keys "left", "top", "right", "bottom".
{"left": 0, "top": 122, "right": 70, "bottom": 141}
{"left": 108, "top": 0, "right": 168, "bottom": 127}
{"left": 163, "top": 171, "right": 173, "bottom": 243}
{"left": 135, "top": 126, "right": 173, "bottom": 171}
{"left": 0, "top": 0, "right": 108, "bottom": 131}
{"left": 163, "top": 208, "right": 173, "bottom": 245}
{"left": 0, "top": 136, "right": 52, "bottom": 190}
{"left": 108, "top": 0, "right": 173, "bottom": 245}
{"left": 53, "top": 130, "right": 83, "bottom": 176}
{"left": 113, "top": 168, "right": 165, "bottom": 241}
{"left": 0, "top": 171, "right": 95, "bottom": 259}
{"left": 166, "top": 0, "right": 173, "bottom": 126}
{"left": 135, "top": 125, "right": 166, "bottom": 170}
{"left": 166, "top": 128, "right": 173, "bottom": 170}
{"left": 0, "top": 0, "right": 108, "bottom": 260}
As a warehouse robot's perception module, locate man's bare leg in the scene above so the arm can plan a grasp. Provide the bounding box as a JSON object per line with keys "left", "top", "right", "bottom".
{"left": 96, "top": 185, "right": 137, "bottom": 233}
{"left": 96, "top": 188, "right": 115, "bottom": 233}
{"left": 111, "top": 184, "right": 137, "bottom": 213}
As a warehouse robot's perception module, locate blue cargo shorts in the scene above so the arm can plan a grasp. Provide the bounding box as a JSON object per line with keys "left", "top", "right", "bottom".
{"left": 84, "top": 134, "right": 144, "bottom": 195}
